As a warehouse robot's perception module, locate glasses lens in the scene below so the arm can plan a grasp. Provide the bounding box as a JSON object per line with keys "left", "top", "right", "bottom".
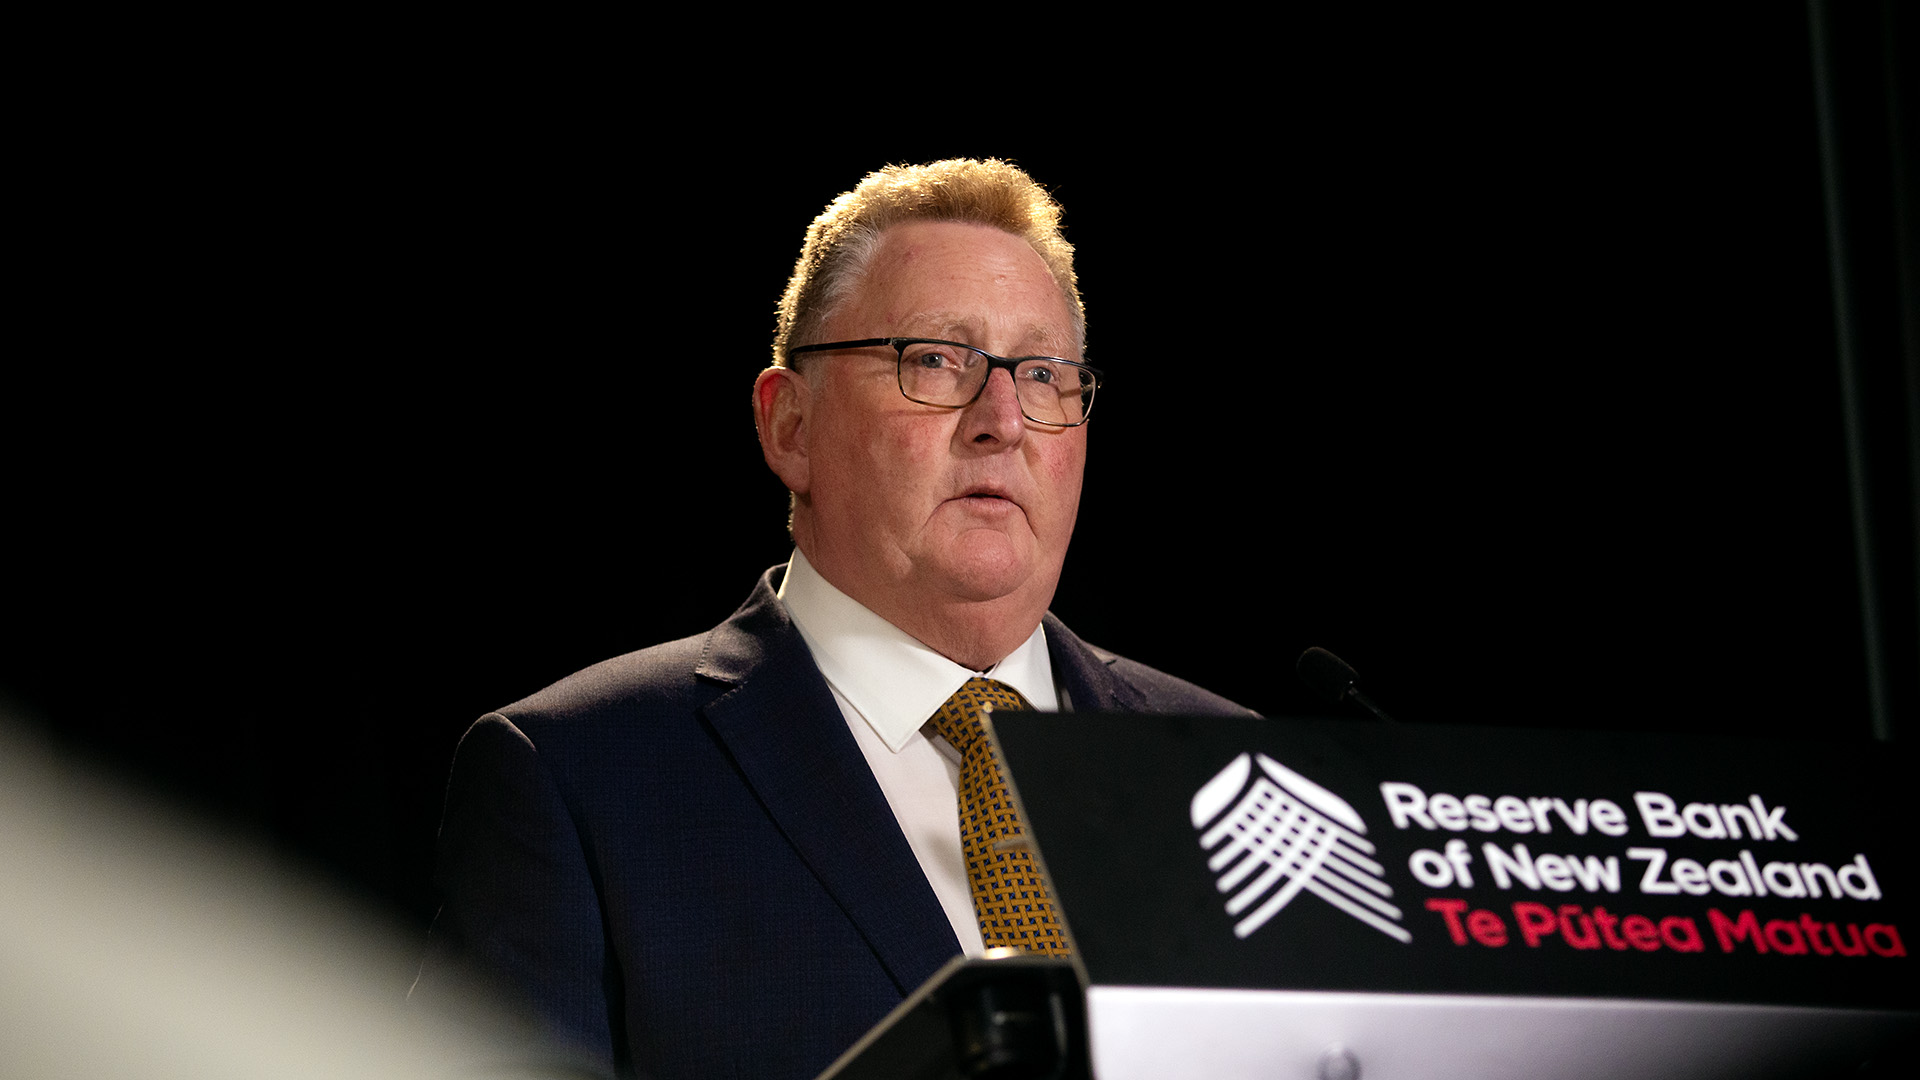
{"left": 898, "top": 341, "right": 978, "bottom": 406}
{"left": 1012, "top": 359, "right": 1093, "bottom": 425}
{"left": 897, "top": 342, "right": 1096, "bottom": 426}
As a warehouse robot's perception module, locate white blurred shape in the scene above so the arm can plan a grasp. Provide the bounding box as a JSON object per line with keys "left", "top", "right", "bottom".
{"left": 0, "top": 707, "right": 542, "bottom": 1080}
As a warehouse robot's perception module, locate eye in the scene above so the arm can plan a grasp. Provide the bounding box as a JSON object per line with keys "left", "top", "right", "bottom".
{"left": 904, "top": 342, "right": 967, "bottom": 370}
{"left": 1020, "top": 361, "right": 1062, "bottom": 386}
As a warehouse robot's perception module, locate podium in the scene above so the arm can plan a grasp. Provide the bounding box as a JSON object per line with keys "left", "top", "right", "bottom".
{"left": 821, "top": 716, "right": 1916, "bottom": 1079}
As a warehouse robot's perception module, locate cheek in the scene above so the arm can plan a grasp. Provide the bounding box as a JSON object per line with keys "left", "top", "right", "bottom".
{"left": 1035, "top": 439, "right": 1087, "bottom": 529}
{"left": 844, "top": 414, "right": 946, "bottom": 521}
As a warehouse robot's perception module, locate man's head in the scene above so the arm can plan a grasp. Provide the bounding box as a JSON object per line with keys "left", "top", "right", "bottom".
{"left": 754, "top": 160, "right": 1090, "bottom": 670}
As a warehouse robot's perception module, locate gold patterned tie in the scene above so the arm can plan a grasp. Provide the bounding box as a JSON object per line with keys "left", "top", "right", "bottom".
{"left": 926, "top": 677, "right": 1072, "bottom": 956}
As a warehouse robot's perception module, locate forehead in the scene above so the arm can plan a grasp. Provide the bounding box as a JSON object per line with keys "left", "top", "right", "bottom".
{"left": 842, "top": 221, "right": 1078, "bottom": 356}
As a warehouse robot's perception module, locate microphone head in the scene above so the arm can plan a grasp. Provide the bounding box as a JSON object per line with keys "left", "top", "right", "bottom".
{"left": 1296, "top": 647, "right": 1360, "bottom": 705}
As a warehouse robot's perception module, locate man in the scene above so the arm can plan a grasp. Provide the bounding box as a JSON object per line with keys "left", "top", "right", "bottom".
{"left": 414, "top": 159, "right": 1252, "bottom": 1079}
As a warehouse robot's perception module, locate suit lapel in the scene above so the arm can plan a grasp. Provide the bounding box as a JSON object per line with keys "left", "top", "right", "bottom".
{"left": 696, "top": 570, "right": 960, "bottom": 996}
{"left": 1044, "top": 613, "right": 1144, "bottom": 713}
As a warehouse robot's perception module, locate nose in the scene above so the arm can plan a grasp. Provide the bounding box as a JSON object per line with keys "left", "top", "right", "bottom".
{"left": 960, "top": 366, "right": 1028, "bottom": 447}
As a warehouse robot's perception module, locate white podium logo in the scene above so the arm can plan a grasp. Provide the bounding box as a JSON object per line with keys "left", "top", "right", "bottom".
{"left": 1191, "top": 753, "right": 1410, "bottom": 942}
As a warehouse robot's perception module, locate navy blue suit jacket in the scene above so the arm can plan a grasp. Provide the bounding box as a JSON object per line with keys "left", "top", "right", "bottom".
{"left": 415, "top": 566, "right": 1252, "bottom": 1079}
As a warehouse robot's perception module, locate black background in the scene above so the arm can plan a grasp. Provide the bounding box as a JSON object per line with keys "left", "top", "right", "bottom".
{"left": 5, "top": 6, "right": 1911, "bottom": 943}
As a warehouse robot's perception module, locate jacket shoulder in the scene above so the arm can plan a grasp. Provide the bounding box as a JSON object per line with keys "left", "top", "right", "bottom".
{"left": 494, "top": 565, "right": 799, "bottom": 734}
{"left": 1044, "top": 614, "right": 1257, "bottom": 718}
{"left": 501, "top": 632, "right": 713, "bottom": 724}
{"left": 1103, "top": 652, "right": 1258, "bottom": 717}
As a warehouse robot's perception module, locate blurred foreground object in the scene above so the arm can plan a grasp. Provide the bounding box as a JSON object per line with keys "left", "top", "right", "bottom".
{"left": 0, "top": 706, "right": 573, "bottom": 1080}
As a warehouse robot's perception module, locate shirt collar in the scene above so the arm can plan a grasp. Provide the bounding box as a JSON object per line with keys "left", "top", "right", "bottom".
{"left": 778, "top": 549, "right": 1058, "bottom": 752}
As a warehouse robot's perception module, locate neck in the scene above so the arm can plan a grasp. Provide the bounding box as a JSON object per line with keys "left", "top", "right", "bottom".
{"left": 792, "top": 547, "right": 1048, "bottom": 672}
{"left": 884, "top": 595, "right": 1042, "bottom": 672}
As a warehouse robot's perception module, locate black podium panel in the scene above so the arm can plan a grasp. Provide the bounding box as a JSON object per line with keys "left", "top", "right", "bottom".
{"left": 991, "top": 715, "right": 1915, "bottom": 1013}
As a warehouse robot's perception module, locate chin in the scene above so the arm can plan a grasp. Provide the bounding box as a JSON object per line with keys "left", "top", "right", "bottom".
{"left": 928, "top": 548, "right": 1035, "bottom": 605}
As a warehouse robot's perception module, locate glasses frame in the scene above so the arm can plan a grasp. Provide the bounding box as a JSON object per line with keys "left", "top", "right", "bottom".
{"left": 785, "top": 337, "right": 1103, "bottom": 428}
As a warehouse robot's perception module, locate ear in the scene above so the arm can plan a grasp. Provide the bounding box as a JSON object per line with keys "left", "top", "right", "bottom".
{"left": 753, "top": 365, "right": 811, "bottom": 496}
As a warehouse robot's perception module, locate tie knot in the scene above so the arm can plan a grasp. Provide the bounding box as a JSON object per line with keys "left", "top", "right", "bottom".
{"left": 927, "top": 677, "right": 1032, "bottom": 756}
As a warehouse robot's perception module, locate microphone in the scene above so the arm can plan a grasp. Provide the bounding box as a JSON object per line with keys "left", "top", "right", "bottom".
{"left": 1296, "top": 647, "right": 1398, "bottom": 723}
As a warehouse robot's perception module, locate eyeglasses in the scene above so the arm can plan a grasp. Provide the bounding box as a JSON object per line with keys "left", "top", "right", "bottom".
{"left": 785, "top": 337, "right": 1102, "bottom": 427}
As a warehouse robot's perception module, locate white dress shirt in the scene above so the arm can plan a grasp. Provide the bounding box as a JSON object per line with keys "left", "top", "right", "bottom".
{"left": 777, "top": 549, "right": 1060, "bottom": 957}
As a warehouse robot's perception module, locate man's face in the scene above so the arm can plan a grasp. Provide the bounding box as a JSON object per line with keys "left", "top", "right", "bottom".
{"left": 791, "top": 220, "right": 1087, "bottom": 647}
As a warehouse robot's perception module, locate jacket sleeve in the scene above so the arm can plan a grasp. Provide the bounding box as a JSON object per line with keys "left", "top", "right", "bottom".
{"left": 411, "top": 713, "right": 623, "bottom": 1076}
